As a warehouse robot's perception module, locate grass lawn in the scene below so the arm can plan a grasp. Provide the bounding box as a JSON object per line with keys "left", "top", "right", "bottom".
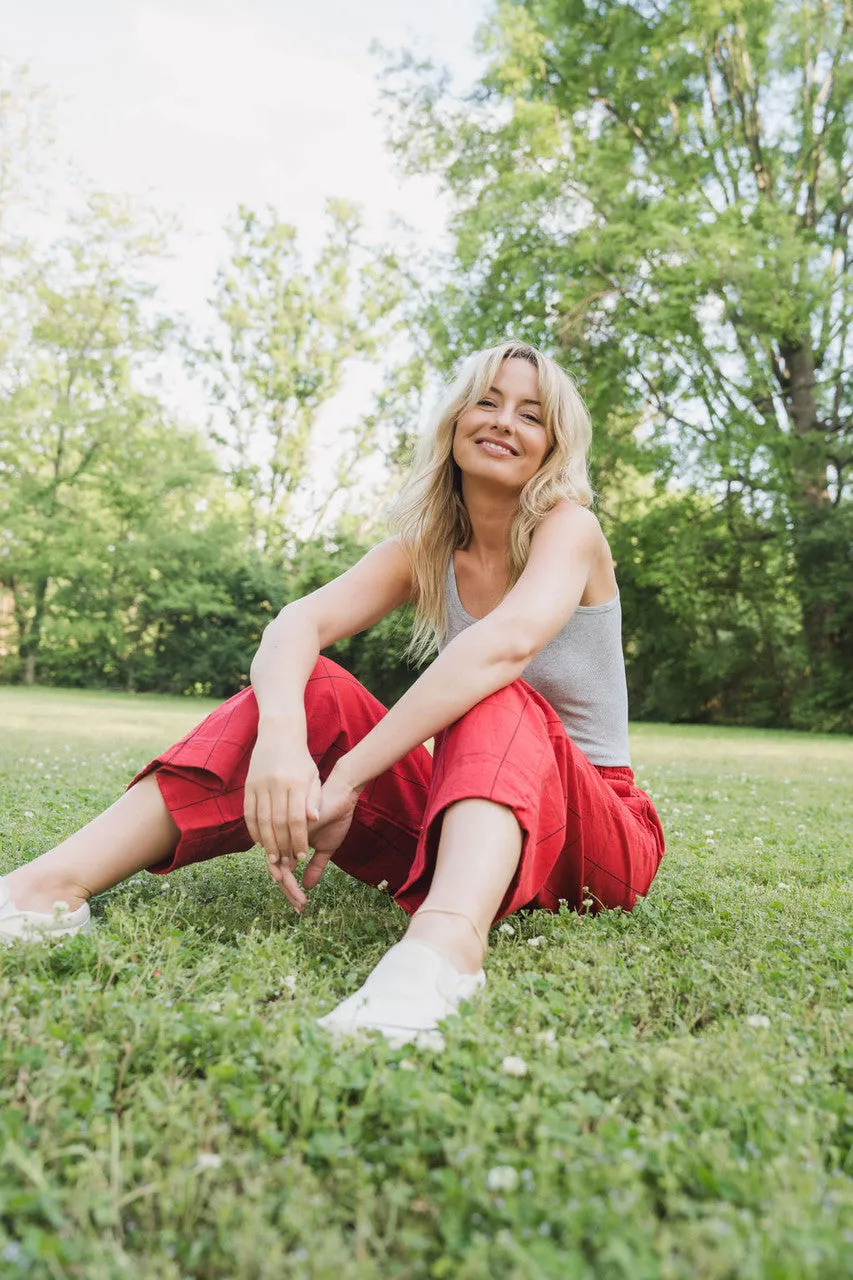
{"left": 1, "top": 686, "right": 851, "bottom": 1279}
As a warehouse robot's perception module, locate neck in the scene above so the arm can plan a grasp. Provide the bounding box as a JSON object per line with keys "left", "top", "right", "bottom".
{"left": 460, "top": 476, "right": 520, "bottom": 564}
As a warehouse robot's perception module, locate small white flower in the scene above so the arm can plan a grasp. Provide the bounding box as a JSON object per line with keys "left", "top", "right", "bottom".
{"left": 280, "top": 974, "right": 297, "bottom": 994}
{"left": 22, "top": 811, "right": 34, "bottom": 819}
{"left": 535, "top": 1028, "right": 557, "bottom": 1047}
{"left": 398, "top": 1059, "right": 417, "bottom": 1071}
{"left": 746, "top": 1014, "right": 771, "bottom": 1029}
{"left": 486, "top": 1165, "right": 519, "bottom": 1192}
{"left": 195, "top": 1152, "right": 222, "bottom": 1171}
{"left": 776, "top": 882, "right": 791, "bottom": 890}
{"left": 797, "top": 824, "right": 806, "bottom": 831}
{"left": 376, "top": 879, "right": 389, "bottom": 892}
{"left": 789, "top": 1072, "right": 805, "bottom": 1085}
{"left": 582, "top": 897, "right": 594, "bottom": 909}
{"left": 208, "top": 1001, "right": 222, "bottom": 1013}
{"left": 753, "top": 837, "right": 764, "bottom": 846}
{"left": 502, "top": 1055, "right": 528, "bottom": 1078}
{"left": 498, "top": 922, "right": 514, "bottom": 935}
{"left": 705, "top": 829, "right": 715, "bottom": 835}
{"left": 527, "top": 935, "right": 546, "bottom": 948}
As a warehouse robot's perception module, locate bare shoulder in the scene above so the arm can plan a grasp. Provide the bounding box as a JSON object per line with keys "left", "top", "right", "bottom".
{"left": 535, "top": 500, "right": 605, "bottom": 550}
{"left": 363, "top": 537, "right": 416, "bottom": 594}
{"left": 532, "top": 502, "right": 616, "bottom": 605}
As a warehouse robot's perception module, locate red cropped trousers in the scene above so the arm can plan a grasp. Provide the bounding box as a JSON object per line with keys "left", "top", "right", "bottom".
{"left": 130, "top": 657, "right": 665, "bottom": 920}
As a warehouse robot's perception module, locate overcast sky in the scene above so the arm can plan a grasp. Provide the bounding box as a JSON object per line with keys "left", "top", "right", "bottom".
{"left": 6, "top": 0, "right": 487, "bottom": 317}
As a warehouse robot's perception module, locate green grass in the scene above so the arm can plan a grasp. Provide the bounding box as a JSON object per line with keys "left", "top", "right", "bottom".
{"left": 1, "top": 686, "right": 851, "bottom": 1280}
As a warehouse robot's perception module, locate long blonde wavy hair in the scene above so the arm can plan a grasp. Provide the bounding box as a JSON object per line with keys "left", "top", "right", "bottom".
{"left": 389, "top": 340, "right": 594, "bottom": 662}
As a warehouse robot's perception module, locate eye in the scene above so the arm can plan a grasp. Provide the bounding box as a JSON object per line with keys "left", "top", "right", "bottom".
{"left": 522, "top": 413, "right": 543, "bottom": 424}
{"left": 477, "top": 399, "right": 497, "bottom": 408}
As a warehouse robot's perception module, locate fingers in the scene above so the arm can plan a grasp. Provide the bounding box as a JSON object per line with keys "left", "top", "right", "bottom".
{"left": 287, "top": 792, "right": 309, "bottom": 865}
{"left": 266, "top": 854, "right": 307, "bottom": 912}
{"left": 271, "top": 790, "right": 290, "bottom": 863}
{"left": 302, "top": 850, "right": 332, "bottom": 892}
{"left": 278, "top": 861, "right": 307, "bottom": 912}
{"left": 307, "top": 774, "right": 322, "bottom": 824}
{"left": 256, "top": 793, "right": 282, "bottom": 863}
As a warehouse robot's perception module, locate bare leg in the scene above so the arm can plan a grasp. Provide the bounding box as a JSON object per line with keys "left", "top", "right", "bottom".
{"left": 3, "top": 775, "right": 179, "bottom": 913}
{"left": 404, "top": 797, "right": 523, "bottom": 973}
{"left": 317, "top": 797, "right": 521, "bottom": 1044}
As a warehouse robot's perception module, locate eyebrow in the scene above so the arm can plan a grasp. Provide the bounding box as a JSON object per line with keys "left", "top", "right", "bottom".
{"left": 487, "top": 385, "right": 542, "bottom": 406}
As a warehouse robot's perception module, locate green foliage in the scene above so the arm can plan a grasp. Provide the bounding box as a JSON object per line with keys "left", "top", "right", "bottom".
{"left": 203, "top": 202, "right": 404, "bottom": 557}
{"left": 3, "top": 34, "right": 851, "bottom": 730}
{"left": 1, "top": 691, "right": 852, "bottom": 1276}
{"left": 16, "top": 523, "right": 417, "bottom": 704}
{"left": 379, "top": 0, "right": 853, "bottom": 729}
{"left": 0, "top": 194, "right": 192, "bottom": 685}
{"left": 607, "top": 491, "right": 801, "bottom": 726}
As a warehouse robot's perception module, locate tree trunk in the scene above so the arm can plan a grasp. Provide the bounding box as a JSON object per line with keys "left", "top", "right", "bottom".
{"left": 19, "top": 576, "right": 49, "bottom": 686}
{"left": 780, "top": 340, "right": 847, "bottom": 713}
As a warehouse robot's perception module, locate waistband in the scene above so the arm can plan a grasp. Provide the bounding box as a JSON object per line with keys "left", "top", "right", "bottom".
{"left": 594, "top": 765, "right": 635, "bottom": 783}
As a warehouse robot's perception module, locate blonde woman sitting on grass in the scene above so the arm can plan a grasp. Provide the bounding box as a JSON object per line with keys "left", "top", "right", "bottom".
{"left": 1, "top": 341, "right": 665, "bottom": 1048}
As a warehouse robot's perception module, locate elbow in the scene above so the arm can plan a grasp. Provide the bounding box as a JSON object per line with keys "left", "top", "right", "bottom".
{"left": 484, "top": 623, "right": 537, "bottom": 674}
{"left": 253, "top": 602, "right": 303, "bottom": 660}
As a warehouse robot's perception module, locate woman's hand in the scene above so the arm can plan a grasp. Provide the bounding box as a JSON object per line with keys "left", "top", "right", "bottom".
{"left": 244, "top": 726, "right": 322, "bottom": 911}
{"left": 300, "top": 763, "right": 362, "bottom": 893}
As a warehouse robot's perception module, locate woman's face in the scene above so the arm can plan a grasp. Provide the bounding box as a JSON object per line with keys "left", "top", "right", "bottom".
{"left": 453, "top": 358, "right": 550, "bottom": 491}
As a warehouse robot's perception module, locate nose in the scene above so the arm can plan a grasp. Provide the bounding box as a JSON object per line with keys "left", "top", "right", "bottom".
{"left": 496, "top": 404, "right": 513, "bottom": 430}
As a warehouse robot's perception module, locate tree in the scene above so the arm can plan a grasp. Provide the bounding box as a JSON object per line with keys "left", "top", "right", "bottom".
{"left": 203, "top": 201, "right": 404, "bottom": 557}
{"left": 0, "top": 196, "right": 197, "bottom": 683}
{"left": 380, "top": 0, "right": 853, "bottom": 728}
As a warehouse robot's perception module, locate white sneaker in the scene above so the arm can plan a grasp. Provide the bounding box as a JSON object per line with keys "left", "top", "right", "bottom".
{"left": 0, "top": 877, "right": 92, "bottom": 944}
{"left": 317, "top": 938, "right": 486, "bottom": 1050}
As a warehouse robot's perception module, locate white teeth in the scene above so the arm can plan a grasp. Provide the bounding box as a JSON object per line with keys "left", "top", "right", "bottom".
{"left": 478, "top": 440, "right": 515, "bottom": 456}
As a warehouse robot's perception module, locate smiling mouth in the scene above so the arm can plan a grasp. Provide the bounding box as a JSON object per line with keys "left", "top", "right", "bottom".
{"left": 475, "top": 439, "right": 518, "bottom": 457}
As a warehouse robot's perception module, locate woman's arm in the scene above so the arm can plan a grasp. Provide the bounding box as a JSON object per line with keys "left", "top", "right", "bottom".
{"left": 244, "top": 539, "right": 413, "bottom": 880}
{"left": 333, "top": 503, "right": 603, "bottom": 796}
{"left": 250, "top": 538, "right": 414, "bottom": 725}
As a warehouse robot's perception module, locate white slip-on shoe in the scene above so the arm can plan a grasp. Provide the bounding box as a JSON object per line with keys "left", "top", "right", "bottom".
{"left": 0, "top": 877, "right": 92, "bottom": 945}
{"left": 317, "top": 938, "right": 486, "bottom": 1050}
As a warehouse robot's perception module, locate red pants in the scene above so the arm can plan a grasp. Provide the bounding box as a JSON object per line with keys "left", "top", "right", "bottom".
{"left": 130, "top": 657, "right": 665, "bottom": 920}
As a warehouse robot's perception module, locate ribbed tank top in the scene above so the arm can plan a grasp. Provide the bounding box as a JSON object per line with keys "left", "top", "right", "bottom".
{"left": 440, "top": 557, "right": 632, "bottom": 767}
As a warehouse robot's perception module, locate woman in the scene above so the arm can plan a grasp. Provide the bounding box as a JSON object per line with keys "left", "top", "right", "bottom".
{"left": 0, "top": 341, "right": 664, "bottom": 1047}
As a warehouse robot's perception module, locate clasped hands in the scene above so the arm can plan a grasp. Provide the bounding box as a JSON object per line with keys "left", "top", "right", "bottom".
{"left": 243, "top": 733, "right": 361, "bottom": 914}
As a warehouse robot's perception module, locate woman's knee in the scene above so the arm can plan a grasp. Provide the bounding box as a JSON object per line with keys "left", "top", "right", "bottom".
{"left": 449, "top": 679, "right": 551, "bottom": 744}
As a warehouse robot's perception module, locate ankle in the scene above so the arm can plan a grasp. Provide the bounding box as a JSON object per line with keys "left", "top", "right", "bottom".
{"left": 406, "top": 911, "right": 485, "bottom": 975}
{"left": 4, "top": 864, "right": 90, "bottom": 914}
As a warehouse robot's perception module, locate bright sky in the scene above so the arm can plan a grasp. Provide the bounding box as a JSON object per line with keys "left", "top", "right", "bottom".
{"left": 8, "top": 0, "right": 487, "bottom": 316}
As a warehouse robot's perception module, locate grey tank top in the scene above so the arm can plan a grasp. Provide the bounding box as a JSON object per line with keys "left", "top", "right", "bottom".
{"left": 440, "top": 557, "right": 632, "bottom": 767}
